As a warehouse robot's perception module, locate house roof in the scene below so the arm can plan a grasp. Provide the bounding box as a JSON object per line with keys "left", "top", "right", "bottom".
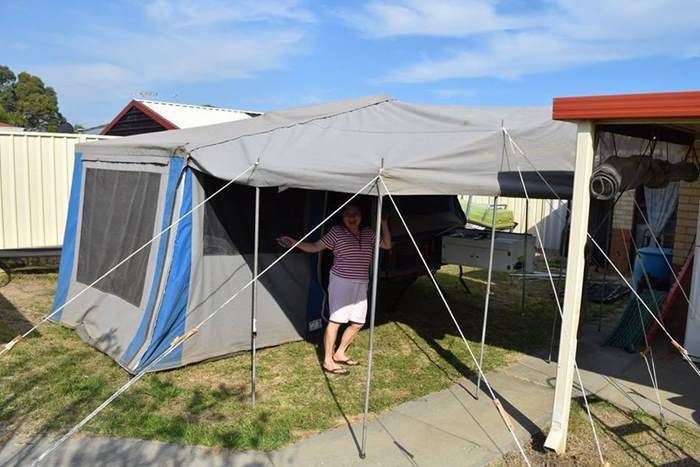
{"left": 0, "top": 122, "right": 24, "bottom": 131}
{"left": 101, "top": 99, "right": 261, "bottom": 135}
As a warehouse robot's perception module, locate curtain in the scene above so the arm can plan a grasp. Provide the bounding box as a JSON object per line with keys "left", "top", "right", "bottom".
{"left": 643, "top": 182, "right": 679, "bottom": 245}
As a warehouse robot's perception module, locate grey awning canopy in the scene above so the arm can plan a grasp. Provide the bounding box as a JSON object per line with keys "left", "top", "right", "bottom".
{"left": 77, "top": 96, "right": 577, "bottom": 197}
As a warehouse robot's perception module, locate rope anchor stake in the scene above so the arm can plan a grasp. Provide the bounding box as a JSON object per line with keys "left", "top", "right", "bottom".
{"left": 3, "top": 335, "right": 23, "bottom": 353}
{"left": 170, "top": 328, "right": 199, "bottom": 349}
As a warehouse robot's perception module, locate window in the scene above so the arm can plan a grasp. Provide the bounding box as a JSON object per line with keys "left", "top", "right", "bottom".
{"left": 77, "top": 168, "right": 161, "bottom": 306}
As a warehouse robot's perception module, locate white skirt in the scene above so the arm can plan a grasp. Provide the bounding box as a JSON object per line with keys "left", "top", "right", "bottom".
{"left": 328, "top": 273, "right": 369, "bottom": 324}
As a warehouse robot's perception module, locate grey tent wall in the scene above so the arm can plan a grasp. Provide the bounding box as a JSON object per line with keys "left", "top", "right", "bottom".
{"left": 178, "top": 175, "right": 311, "bottom": 368}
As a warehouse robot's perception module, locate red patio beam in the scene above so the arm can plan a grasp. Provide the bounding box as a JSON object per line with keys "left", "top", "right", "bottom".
{"left": 553, "top": 91, "right": 700, "bottom": 121}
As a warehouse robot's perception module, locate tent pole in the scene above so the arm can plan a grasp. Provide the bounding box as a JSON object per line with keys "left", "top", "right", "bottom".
{"left": 360, "top": 180, "right": 384, "bottom": 459}
{"left": 544, "top": 121, "right": 595, "bottom": 453}
{"left": 465, "top": 195, "right": 473, "bottom": 219}
{"left": 521, "top": 199, "right": 529, "bottom": 315}
{"left": 251, "top": 186, "right": 260, "bottom": 407}
{"left": 476, "top": 196, "right": 498, "bottom": 399}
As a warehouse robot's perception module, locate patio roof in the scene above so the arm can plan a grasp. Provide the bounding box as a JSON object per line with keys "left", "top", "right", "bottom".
{"left": 553, "top": 91, "right": 700, "bottom": 140}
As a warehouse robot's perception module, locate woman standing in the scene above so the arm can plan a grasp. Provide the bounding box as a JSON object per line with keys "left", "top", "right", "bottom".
{"left": 278, "top": 204, "right": 392, "bottom": 375}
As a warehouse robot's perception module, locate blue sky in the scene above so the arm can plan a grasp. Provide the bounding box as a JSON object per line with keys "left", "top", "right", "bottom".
{"left": 2, "top": 0, "right": 700, "bottom": 127}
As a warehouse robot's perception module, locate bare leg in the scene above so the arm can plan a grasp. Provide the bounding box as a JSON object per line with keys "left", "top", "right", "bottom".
{"left": 324, "top": 322, "right": 343, "bottom": 370}
{"left": 334, "top": 322, "right": 363, "bottom": 362}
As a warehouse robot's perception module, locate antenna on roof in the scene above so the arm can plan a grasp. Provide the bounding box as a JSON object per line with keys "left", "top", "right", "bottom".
{"left": 134, "top": 91, "right": 159, "bottom": 99}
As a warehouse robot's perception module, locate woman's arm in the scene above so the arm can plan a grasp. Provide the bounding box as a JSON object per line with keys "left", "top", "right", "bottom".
{"left": 277, "top": 236, "right": 328, "bottom": 253}
{"left": 380, "top": 219, "right": 392, "bottom": 250}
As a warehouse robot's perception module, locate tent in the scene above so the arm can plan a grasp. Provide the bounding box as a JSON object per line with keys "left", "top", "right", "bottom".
{"left": 52, "top": 95, "right": 577, "bottom": 374}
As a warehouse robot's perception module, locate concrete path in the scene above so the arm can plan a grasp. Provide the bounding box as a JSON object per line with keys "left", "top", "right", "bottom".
{"left": 2, "top": 322, "right": 697, "bottom": 466}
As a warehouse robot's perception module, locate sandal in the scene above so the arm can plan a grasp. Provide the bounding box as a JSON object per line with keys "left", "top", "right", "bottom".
{"left": 323, "top": 366, "right": 349, "bottom": 375}
{"left": 334, "top": 359, "right": 360, "bottom": 366}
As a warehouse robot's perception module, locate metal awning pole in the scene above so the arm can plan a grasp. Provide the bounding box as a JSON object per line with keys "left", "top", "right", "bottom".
{"left": 521, "top": 199, "right": 529, "bottom": 314}
{"left": 251, "top": 186, "right": 260, "bottom": 407}
{"left": 360, "top": 178, "right": 384, "bottom": 459}
{"left": 476, "top": 196, "right": 498, "bottom": 399}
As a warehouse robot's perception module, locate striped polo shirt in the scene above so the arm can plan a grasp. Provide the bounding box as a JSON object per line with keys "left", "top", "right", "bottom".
{"left": 321, "top": 225, "right": 376, "bottom": 281}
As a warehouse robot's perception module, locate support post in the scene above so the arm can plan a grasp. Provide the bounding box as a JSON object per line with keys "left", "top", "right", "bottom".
{"left": 544, "top": 121, "right": 595, "bottom": 453}
{"left": 521, "top": 199, "right": 529, "bottom": 314}
{"left": 251, "top": 186, "right": 260, "bottom": 407}
{"left": 476, "top": 195, "right": 498, "bottom": 398}
{"left": 360, "top": 184, "right": 384, "bottom": 459}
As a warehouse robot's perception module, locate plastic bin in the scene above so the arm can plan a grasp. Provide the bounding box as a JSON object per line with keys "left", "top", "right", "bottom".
{"left": 631, "top": 246, "right": 673, "bottom": 289}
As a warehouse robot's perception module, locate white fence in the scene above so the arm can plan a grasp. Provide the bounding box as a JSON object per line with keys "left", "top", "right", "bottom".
{"left": 463, "top": 195, "right": 568, "bottom": 251}
{"left": 0, "top": 130, "right": 114, "bottom": 250}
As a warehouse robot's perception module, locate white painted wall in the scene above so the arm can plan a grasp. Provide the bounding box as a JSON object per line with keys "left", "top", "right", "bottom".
{"left": 0, "top": 130, "right": 114, "bottom": 249}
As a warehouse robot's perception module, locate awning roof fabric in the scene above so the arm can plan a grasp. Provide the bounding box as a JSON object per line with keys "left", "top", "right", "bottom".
{"left": 77, "top": 96, "right": 577, "bottom": 196}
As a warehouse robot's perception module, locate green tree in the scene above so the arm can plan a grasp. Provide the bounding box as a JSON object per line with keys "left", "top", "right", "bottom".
{"left": 0, "top": 65, "right": 67, "bottom": 131}
{"left": 0, "top": 66, "right": 21, "bottom": 127}
{"left": 0, "top": 65, "right": 15, "bottom": 111}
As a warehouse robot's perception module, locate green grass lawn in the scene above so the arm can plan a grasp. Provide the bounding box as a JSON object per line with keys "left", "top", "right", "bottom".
{"left": 0, "top": 264, "right": 625, "bottom": 452}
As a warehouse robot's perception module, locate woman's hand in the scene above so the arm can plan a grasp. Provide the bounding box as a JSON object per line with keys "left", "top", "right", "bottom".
{"left": 276, "top": 236, "right": 296, "bottom": 249}
{"left": 278, "top": 235, "right": 328, "bottom": 253}
{"left": 380, "top": 218, "right": 392, "bottom": 250}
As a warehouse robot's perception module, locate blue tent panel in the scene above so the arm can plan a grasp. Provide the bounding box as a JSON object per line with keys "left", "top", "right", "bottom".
{"left": 52, "top": 153, "right": 84, "bottom": 321}
{"left": 136, "top": 169, "right": 193, "bottom": 371}
{"left": 122, "top": 157, "right": 185, "bottom": 365}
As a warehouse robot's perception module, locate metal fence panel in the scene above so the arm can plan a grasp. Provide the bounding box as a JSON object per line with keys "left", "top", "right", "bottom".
{"left": 0, "top": 131, "right": 114, "bottom": 249}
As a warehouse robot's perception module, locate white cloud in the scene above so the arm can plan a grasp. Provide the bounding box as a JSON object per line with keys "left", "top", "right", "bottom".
{"left": 348, "top": 0, "right": 700, "bottom": 82}
{"left": 30, "top": 63, "right": 138, "bottom": 101}
{"left": 431, "top": 87, "right": 475, "bottom": 100}
{"left": 143, "top": 0, "right": 315, "bottom": 27}
{"left": 24, "top": 0, "right": 313, "bottom": 124}
{"left": 67, "top": 29, "right": 306, "bottom": 83}
{"left": 342, "top": 0, "right": 537, "bottom": 38}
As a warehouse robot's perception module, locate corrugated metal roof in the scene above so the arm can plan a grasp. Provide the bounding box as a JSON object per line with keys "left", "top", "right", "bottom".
{"left": 137, "top": 100, "right": 260, "bottom": 129}
{"left": 0, "top": 122, "right": 24, "bottom": 131}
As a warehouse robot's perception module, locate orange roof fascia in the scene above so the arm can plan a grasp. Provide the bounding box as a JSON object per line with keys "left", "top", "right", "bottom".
{"left": 100, "top": 99, "right": 179, "bottom": 135}
{"left": 552, "top": 91, "right": 700, "bottom": 121}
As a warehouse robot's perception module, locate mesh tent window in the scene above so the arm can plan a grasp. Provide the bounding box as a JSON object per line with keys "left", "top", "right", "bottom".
{"left": 199, "top": 173, "right": 309, "bottom": 256}
{"left": 76, "top": 168, "right": 162, "bottom": 306}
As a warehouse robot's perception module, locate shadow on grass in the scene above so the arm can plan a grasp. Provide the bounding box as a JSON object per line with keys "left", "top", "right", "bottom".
{"left": 376, "top": 268, "right": 558, "bottom": 363}
{"left": 311, "top": 335, "right": 362, "bottom": 456}
{"left": 0, "top": 338, "right": 277, "bottom": 465}
{"left": 374, "top": 265, "right": 699, "bottom": 437}
{"left": 518, "top": 398, "right": 699, "bottom": 466}
{"left": 0, "top": 291, "right": 35, "bottom": 343}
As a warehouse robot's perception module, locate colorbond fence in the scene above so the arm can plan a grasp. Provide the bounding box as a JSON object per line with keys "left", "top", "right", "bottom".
{"left": 0, "top": 130, "right": 114, "bottom": 250}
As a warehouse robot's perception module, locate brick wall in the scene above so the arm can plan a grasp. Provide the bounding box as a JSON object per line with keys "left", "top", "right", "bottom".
{"left": 612, "top": 191, "right": 635, "bottom": 230}
{"left": 672, "top": 142, "right": 700, "bottom": 266}
{"left": 607, "top": 191, "right": 635, "bottom": 272}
